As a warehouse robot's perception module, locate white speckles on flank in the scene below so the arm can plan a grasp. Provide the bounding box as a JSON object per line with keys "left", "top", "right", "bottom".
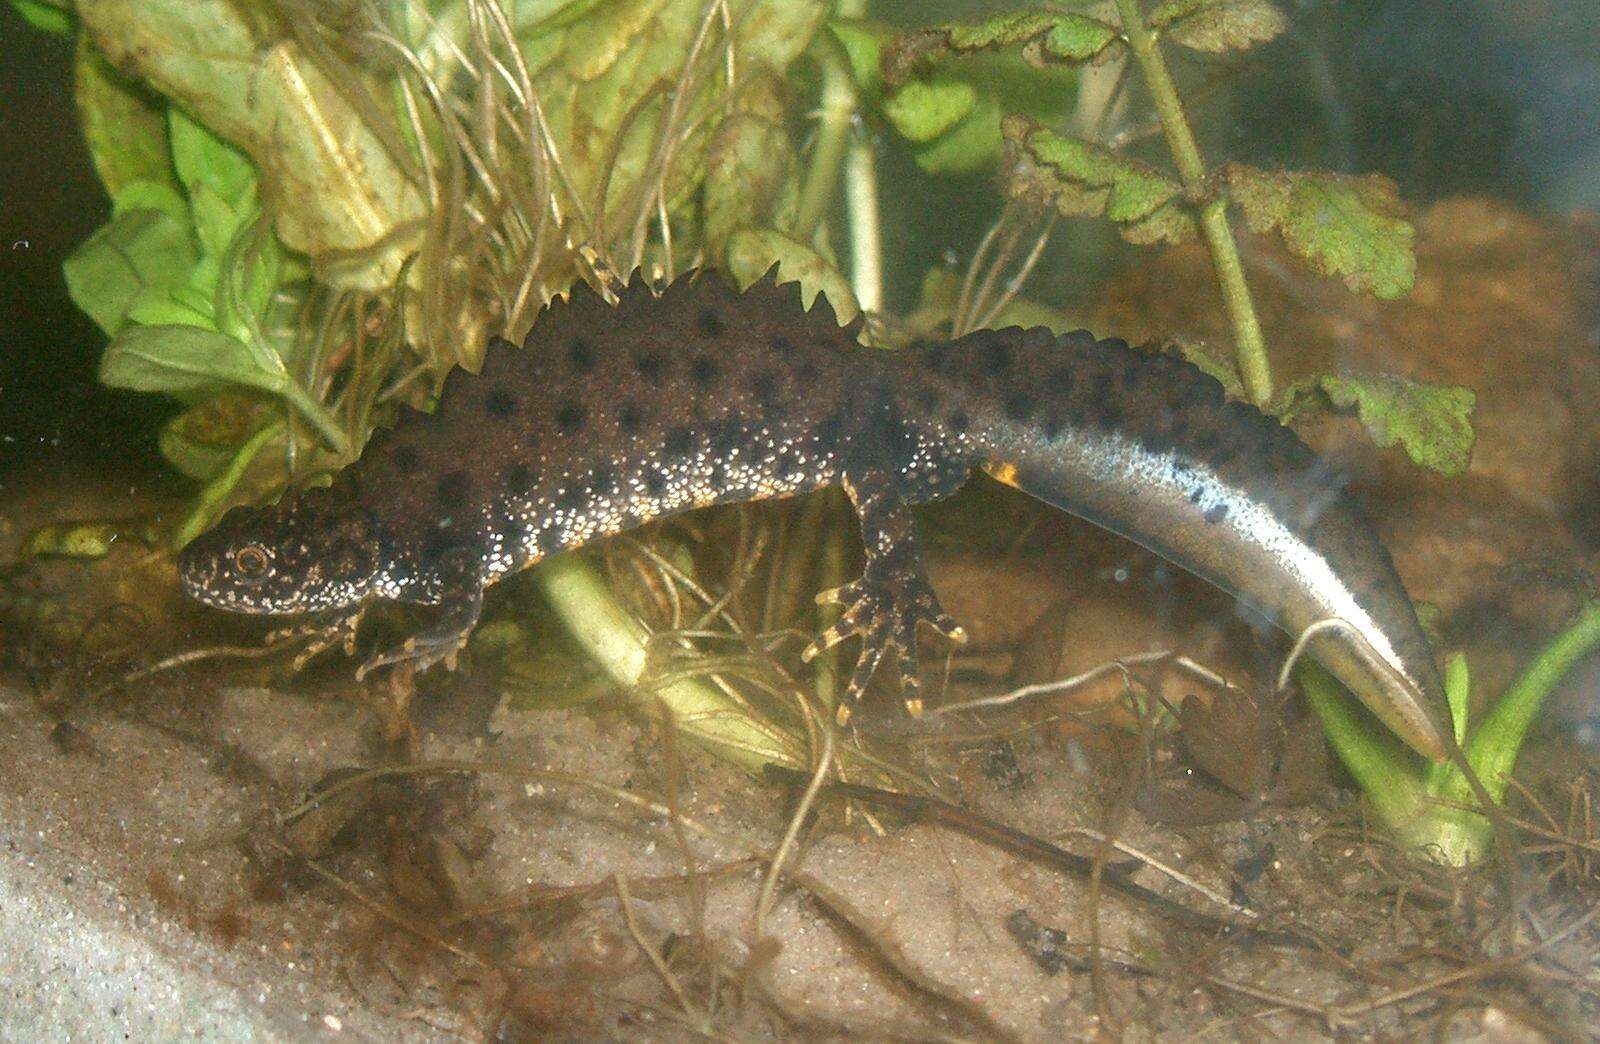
{"left": 482, "top": 427, "right": 836, "bottom": 585}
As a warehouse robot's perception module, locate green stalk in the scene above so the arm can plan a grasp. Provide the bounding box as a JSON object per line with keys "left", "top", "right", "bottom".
{"left": 833, "top": 0, "right": 881, "bottom": 314}
{"left": 171, "top": 420, "right": 284, "bottom": 549}
{"left": 281, "top": 382, "right": 354, "bottom": 459}
{"left": 842, "top": 125, "right": 883, "bottom": 314}
{"left": 535, "top": 554, "right": 805, "bottom": 771}
{"left": 1299, "top": 661, "right": 1423, "bottom": 830}
{"left": 1305, "top": 603, "right": 1600, "bottom": 865}
{"left": 1113, "top": 0, "right": 1273, "bottom": 406}
{"left": 792, "top": 32, "right": 858, "bottom": 244}
{"left": 1458, "top": 602, "right": 1600, "bottom": 803}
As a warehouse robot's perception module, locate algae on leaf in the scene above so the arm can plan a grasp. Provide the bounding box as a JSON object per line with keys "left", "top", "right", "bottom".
{"left": 1225, "top": 165, "right": 1417, "bottom": 299}
{"left": 1148, "top": 0, "right": 1286, "bottom": 54}
{"left": 1277, "top": 373, "right": 1476, "bottom": 476}
{"left": 158, "top": 396, "right": 274, "bottom": 482}
{"left": 702, "top": 107, "right": 798, "bottom": 254}
{"left": 880, "top": 10, "right": 1120, "bottom": 84}
{"left": 726, "top": 230, "right": 859, "bottom": 326}
{"left": 1002, "top": 116, "right": 1196, "bottom": 245}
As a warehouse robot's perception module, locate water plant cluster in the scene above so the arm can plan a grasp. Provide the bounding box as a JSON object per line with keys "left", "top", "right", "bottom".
{"left": 14, "top": 0, "right": 1596, "bottom": 864}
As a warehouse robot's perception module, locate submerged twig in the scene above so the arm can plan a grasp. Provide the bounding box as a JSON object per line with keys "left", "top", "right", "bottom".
{"left": 81, "top": 640, "right": 303, "bottom": 703}
{"left": 932, "top": 649, "right": 1237, "bottom": 717}
{"left": 761, "top": 765, "right": 1312, "bottom": 946}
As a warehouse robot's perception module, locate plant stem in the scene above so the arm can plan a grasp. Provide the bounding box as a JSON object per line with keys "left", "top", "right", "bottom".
{"left": 535, "top": 553, "right": 805, "bottom": 771}
{"left": 843, "top": 126, "right": 883, "bottom": 314}
{"left": 171, "top": 420, "right": 284, "bottom": 549}
{"left": 1462, "top": 601, "right": 1600, "bottom": 802}
{"left": 1112, "top": 0, "right": 1273, "bottom": 406}
{"left": 1306, "top": 603, "right": 1600, "bottom": 866}
{"left": 792, "top": 32, "right": 857, "bottom": 245}
{"left": 282, "top": 382, "right": 353, "bottom": 459}
{"left": 1298, "top": 661, "right": 1423, "bottom": 829}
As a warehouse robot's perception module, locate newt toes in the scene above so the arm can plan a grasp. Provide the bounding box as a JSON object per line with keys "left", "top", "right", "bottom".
{"left": 178, "top": 268, "right": 1452, "bottom": 762}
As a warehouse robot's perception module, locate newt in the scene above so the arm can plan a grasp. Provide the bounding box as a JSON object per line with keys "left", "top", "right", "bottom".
{"left": 178, "top": 270, "right": 1451, "bottom": 761}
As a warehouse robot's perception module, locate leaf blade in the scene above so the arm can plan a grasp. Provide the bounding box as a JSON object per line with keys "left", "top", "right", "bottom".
{"left": 1227, "top": 165, "right": 1416, "bottom": 298}
{"left": 63, "top": 208, "right": 199, "bottom": 336}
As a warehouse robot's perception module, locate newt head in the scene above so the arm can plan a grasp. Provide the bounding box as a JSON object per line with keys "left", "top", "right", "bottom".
{"left": 178, "top": 490, "right": 383, "bottom": 616}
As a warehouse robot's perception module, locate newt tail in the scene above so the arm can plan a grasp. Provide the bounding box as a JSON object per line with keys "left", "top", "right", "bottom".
{"left": 900, "top": 326, "right": 1450, "bottom": 761}
{"left": 179, "top": 270, "right": 1450, "bottom": 761}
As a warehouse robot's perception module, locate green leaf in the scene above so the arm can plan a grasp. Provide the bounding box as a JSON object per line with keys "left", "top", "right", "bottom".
{"left": 158, "top": 394, "right": 270, "bottom": 480}
{"left": 1037, "top": 16, "right": 1120, "bottom": 62}
{"left": 1276, "top": 373, "right": 1476, "bottom": 476}
{"left": 170, "top": 109, "right": 258, "bottom": 258}
{"left": 170, "top": 420, "right": 285, "bottom": 550}
{"left": 1150, "top": 0, "right": 1286, "bottom": 53}
{"left": 1444, "top": 652, "right": 1470, "bottom": 748}
{"left": 1002, "top": 116, "right": 1195, "bottom": 244}
{"left": 914, "top": 98, "right": 1000, "bottom": 174}
{"left": 883, "top": 77, "right": 975, "bottom": 143}
{"left": 99, "top": 324, "right": 290, "bottom": 399}
{"left": 112, "top": 179, "right": 189, "bottom": 223}
{"left": 12, "top": 0, "right": 71, "bottom": 36}
{"left": 480, "top": 0, "right": 825, "bottom": 287}
{"left": 63, "top": 209, "right": 200, "bottom": 336}
{"left": 829, "top": 18, "right": 891, "bottom": 97}
{"left": 1325, "top": 373, "right": 1475, "bottom": 475}
{"left": 560, "top": 0, "right": 671, "bottom": 81}
{"left": 1298, "top": 660, "right": 1425, "bottom": 842}
{"left": 944, "top": 11, "right": 1060, "bottom": 50}
{"left": 124, "top": 286, "right": 216, "bottom": 330}
{"left": 77, "top": 0, "right": 430, "bottom": 290}
{"left": 1461, "top": 603, "right": 1600, "bottom": 804}
{"left": 865, "top": 19, "right": 1083, "bottom": 176}
{"left": 1170, "top": 341, "right": 1245, "bottom": 399}
{"left": 101, "top": 324, "right": 351, "bottom": 456}
{"left": 1226, "top": 165, "right": 1416, "bottom": 298}
{"left": 882, "top": 10, "right": 1120, "bottom": 85}
{"left": 702, "top": 111, "right": 797, "bottom": 253}
{"left": 213, "top": 211, "right": 284, "bottom": 344}
{"left": 726, "top": 230, "right": 859, "bottom": 327}
{"left": 73, "top": 38, "right": 175, "bottom": 200}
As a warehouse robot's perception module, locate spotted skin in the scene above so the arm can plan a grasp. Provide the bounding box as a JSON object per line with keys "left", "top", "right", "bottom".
{"left": 179, "top": 269, "right": 1450, "bottom": 758}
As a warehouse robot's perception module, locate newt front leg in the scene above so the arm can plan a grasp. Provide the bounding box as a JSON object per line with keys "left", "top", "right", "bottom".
{"left": 266, "top": 604, "right": 368, "bottom": 672}
{"left": 801, "top": 472, "right": 967, "bottom": 723}
{"left": 356, "top": 546, "right": 486, "bottom": 681}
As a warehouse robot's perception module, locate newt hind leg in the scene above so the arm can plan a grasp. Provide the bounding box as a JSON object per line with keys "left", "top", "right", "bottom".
{"left": 800, "top": 472, "right": 966, "bottom": 722}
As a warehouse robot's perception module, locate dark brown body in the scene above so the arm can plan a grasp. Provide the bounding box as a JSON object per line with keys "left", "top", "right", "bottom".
{"left": 180, "top": 270, "right": 1449, "bottom": 758}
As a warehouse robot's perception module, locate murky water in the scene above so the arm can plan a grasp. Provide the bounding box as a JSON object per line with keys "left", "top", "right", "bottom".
{"left": 2, "top": 0, "right": 1597, "bottom": 1038}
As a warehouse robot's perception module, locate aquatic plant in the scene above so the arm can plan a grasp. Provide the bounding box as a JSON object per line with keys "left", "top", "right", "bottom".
{"left": 21, "top": 0, "right": 834, "bottom": 768}
{"left": 859, "top": 1, "right": 1474, "bottom": 466}
{"left": 846, "top": 1, "right": 1513, "bottom": 852}
{"left": 1304, "top": 604, "right": 1600, "bottom": 864}
{"left": 16, "top": 0, "right": 1561, "bottom": 861}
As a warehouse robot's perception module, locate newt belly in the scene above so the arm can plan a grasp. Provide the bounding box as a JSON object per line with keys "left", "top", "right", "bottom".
{"left": 178, "top": 269, "right": 1451, "bottom": 761}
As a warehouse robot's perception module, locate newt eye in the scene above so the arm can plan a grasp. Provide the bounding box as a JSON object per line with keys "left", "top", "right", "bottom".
{"left": 233, "top": 545, "right": 270, "bottom": 579}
